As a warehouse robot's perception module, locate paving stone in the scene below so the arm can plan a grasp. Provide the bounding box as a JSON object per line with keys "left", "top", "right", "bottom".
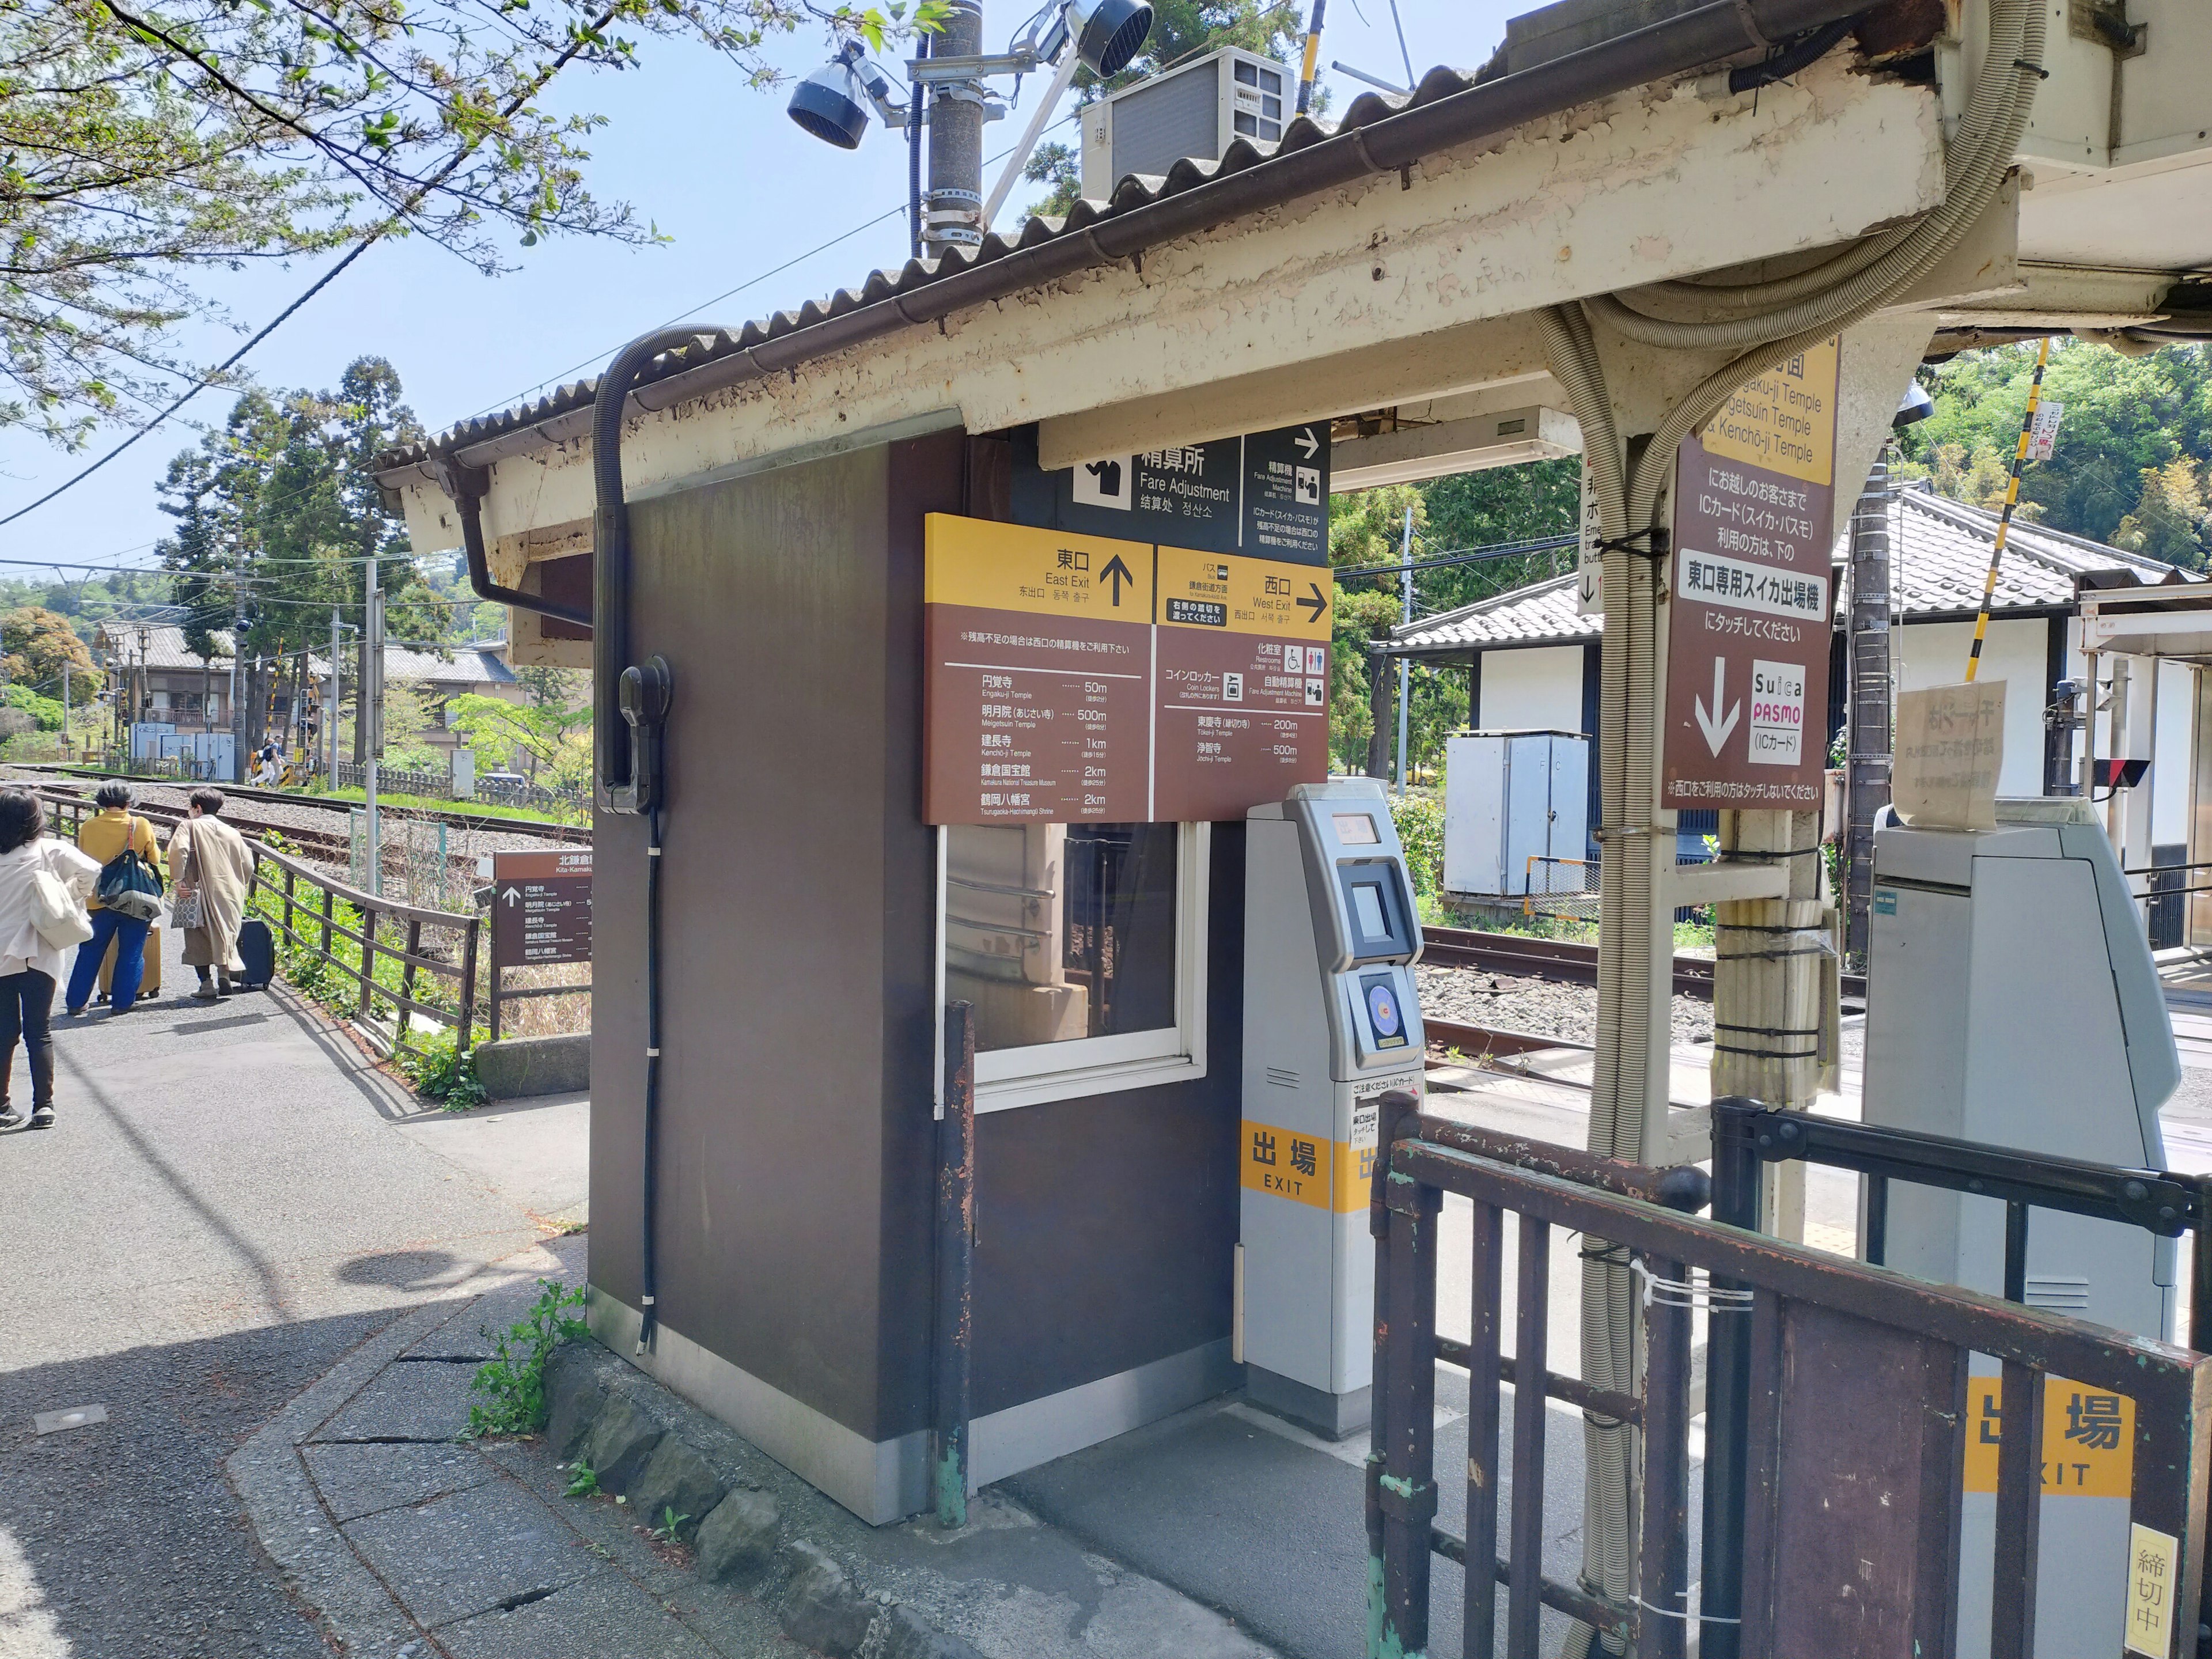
{"left": 314, "top": 1359, "right": 479, "bottom": 1442}
{"left": 874, "top": 1603, "right": 988, "bottom": 1659}
{"left": 630, "top": 1437, "right": 725, "bottom": 1540}
{"left": 304, "top": 1442, "right": 494, "bottom": 1524}
{"left": 585, "top": 1392, "right": 665, "bottom": 1494}
{"left": 695, "top": 1487, "right": 780, "bottom": 1587}
{"left": 775, "top": 1541, "right": 875, "bottom": 1658}
{"left": 343, "top": 1479, "right": 596, "bottom": 1629}
{"left": 435, "top": 1569, "right": 722, "bottom": 1659}
{"left": 544, "top": 1351, "right": 608, "bottom": 1460}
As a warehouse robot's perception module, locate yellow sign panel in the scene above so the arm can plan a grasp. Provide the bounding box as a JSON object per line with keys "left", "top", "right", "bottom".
{"left": 1239, "top": 1119, "right": 1379, "bottom": 1214}
{"left": 1698, "top": 334, "right": 1840, "bottom": 487}
{"left": 1961, "top": 1374, "right": 2134, "bottom": 1498}
{"left": 1158, "top": 544, "right": 1332, "bottom": 640}
{"left": 2127, "top": 1522, "right": 2180, "bottom": 1657}
{"left": 925, "top": 515, "right": 1153, "bottom": 623}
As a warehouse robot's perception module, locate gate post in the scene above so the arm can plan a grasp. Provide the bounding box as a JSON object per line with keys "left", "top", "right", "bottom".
{"left": 1376, "top": 1111, "right": 1440, "bottom": 1659}
{"left": 1368, "top": 1089, "right": 1423, "bottom": 1659}
{"left": 1700, "top": 1096, "right": 1766, "bottom": 1659}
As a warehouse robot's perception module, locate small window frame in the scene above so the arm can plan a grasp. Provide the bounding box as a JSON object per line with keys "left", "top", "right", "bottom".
{"left": 934, "top": 821, "right": 1210, "bottom": 1115}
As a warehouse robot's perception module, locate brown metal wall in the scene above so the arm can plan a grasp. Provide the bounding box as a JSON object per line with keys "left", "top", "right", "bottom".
{"left": 593, "top": 429, "right": 1243, "bottom": 1455}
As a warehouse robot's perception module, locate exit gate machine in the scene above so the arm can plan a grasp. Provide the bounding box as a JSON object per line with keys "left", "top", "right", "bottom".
{"left": 1241, "top": 779, "right": 1428, "bottom": 1437}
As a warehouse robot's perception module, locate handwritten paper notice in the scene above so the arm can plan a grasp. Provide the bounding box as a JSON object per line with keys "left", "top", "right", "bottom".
{"left": 1894, "top": 681, "right": 2006, "bottom": 830}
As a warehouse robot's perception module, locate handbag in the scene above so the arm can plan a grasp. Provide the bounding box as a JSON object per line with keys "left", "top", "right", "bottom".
{"left": 93, "top": 815, "right": 165, "bottom": 923}
{"left": 171, "top": 832, "right": 204, "bottom": 931}
{"left": 29, "top": 863, "right": 92, "bottom": 950}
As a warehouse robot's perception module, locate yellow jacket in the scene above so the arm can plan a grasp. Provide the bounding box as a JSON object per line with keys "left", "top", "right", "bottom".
{"left": 77, "top": 808, "right": 164, "bottom": 911}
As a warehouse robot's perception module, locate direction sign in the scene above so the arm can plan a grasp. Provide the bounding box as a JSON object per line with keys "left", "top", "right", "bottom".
{"left": 923, "top": 517, "right": 1154, "bottom": 824}
{"left": 1153, "top": 546, "right": 1334, "bottom": 821}
{"left": 1662, "top": 336, "right": 1841, "bottom": 809}
{"left": 1012, "top": 423, "right": 1332, "bottom": 565}
{"left": 490, "top": 849, "right": 593, "bottom": 968}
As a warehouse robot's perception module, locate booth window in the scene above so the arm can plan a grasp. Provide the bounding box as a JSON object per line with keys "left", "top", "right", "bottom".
{"left": 940, "top": 821, "right": 1209, "bottom": 1111}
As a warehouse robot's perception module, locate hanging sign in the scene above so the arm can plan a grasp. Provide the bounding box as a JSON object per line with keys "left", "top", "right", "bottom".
{"left": 1661, "top": 336, "right": 1841, "bottom": 809}
{"left": 923, "top": 517, "right": 1331, "bottom": 824}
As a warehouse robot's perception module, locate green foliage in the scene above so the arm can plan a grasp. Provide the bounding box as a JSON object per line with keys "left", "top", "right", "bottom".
{"left": 4, "top": 685, "right": 67, "bottom": 733}
{"left": 1897, "top": 341, "right": 2212, "bottom": 561}
{"left": 651, "top": 1506, "right": 692, "bottom": 1543}
{"left": 466, "top": 1280, "right": 590, "bottom": 1439}
{"left": 1024, "top": 0, "right": 1306, "bottom": 217}
{"left": 1, "top": 608, "right": 102, "bottom": 699}
{"left": 563, "top": 1459, "right": 601, "bottom": 1499}
{"left": 396, "top": 1028, "right": 489, "bottom": 1111}
{"left": 0, "top": 1, "right": 943, "bottom": 441}
{"left": 1389, "top": 791, "right": 1445, "bottom": 905}
{"left": 450, "top": 688, "right": 592, "bottom": 794}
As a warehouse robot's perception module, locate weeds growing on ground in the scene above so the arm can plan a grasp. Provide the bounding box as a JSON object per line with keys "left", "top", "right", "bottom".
{"left": 563, "top": 1458, "right": 600, "bottom": 1498}
{"left": 466, "top": 1279, "right": 589, "bottom": 1438}
{"left": 650, "top": 1506, "right": 690, "bottom": 1543}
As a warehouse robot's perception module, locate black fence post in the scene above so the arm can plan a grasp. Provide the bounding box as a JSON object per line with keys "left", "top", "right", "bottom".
{"left": 932, "top": 1001, "right": 976, "bottom": 1529}
{"left": 1368, "top": 1088, "right": 1423, "bottom": 1659}
{"left": 1700, "top": 1095, "right": 1766, "bottom": 1659}
{"left": 2193, "top": 1177, "right": 2212, "bottom": 1358}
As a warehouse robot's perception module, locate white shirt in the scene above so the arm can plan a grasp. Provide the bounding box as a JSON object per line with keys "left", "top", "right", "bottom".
{"left": 0, "top": 838, "right": 103, "bottom": 982}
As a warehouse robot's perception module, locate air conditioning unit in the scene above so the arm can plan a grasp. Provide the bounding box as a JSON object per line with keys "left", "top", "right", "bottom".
{"left": 1080, "top": 48, "right": 1292, "bottom": 202}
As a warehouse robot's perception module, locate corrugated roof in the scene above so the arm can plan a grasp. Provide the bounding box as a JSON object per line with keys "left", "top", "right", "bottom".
{"left": 374, "top": 66, "right": 1486, "bottom": 474}
{"left": 96, "top": 624, "right": 517, "bottom": 686}
{"left": 1384, "top": 486, "right": 2178, "bottom": 656}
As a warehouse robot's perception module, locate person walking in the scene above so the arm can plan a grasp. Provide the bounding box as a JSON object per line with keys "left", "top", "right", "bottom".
{"left": 0, "top": 790, "right": 100, "bottom": 1129}
{"left": 66, "top": 782, "right": 164, "bottom": 1017}
{"left": 168, "top": 789, "right": 256, "bottom": 1000}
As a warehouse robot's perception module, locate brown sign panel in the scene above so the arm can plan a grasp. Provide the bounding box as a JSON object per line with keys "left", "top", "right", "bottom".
{"left": 1662, "top": 336, "right": 1841, "bottom": 809}
{"left": 924, "top": 518, "right": 1154, "bottom": 823}
{"left": 491, "top": 848, "right": 593, "bottom": 968}
{"left": 1153, "top": 544, "right": 1333, "bottom": 821}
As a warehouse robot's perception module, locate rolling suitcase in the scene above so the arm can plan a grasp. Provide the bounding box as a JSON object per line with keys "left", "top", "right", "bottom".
{"left": 236, "top": 919, "right": 275, "bottom": 990}
{"left": 98, "top": 921, "right": 162, "bottom": 999}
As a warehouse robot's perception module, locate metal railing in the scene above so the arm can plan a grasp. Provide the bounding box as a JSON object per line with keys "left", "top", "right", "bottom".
{"left": 1368, "top": 1092, "right": 2212, "bottom": 1659}
{"left": 332, "top": 760, "right": 451, "bottom": 800}
{"left": 245, "top": 842, "right": 482, "bottom": 1053}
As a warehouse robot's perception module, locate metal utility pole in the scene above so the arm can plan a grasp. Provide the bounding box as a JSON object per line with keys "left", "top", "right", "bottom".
{"left": 923, "top": 0, "right": 984, "bottom": 259}
{"left": 1395, "top": 504, "right": 1413, "bottom": 794}
{"left": 230, "top": 560, "right": 247, "bottom": 782}
{"left": 328, "top": 607, "right": 342, "bottom": 785}
{"left": 1294, "top": 0, "right": 1327, "bottom": 115}
{"left": 365, "top": 558, "right": 384, "bottom": 896}
{"left": 1843, "top": 450, "right": 1895, "bottom": 965}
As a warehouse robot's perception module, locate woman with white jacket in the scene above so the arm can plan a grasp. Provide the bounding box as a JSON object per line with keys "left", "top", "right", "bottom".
{"left": 0, "top": 790, "right": 100, "bottom": 1130}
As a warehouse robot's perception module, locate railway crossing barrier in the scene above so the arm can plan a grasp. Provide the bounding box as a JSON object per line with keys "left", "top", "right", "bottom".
{"left": 1367, "top": 1092, "right": 2212, "bottom": 1659}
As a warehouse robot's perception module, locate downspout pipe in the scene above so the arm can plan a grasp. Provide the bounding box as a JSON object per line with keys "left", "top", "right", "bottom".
{"left": 434, "top": 458, "right": 594, "bottom": 631}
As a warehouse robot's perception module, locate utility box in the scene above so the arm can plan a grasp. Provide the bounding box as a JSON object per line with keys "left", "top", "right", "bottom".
{"left": 1241, "top": 779, "right": 1427, "bottom": 1439}
{"left": 1080, "top": 47, "right": 1290, "bottom": 200}
{"left": 1862, "top": 795, "right": 2181, "bottom": 1659}
{"left": 1442, "top": 730, "right": 1589, "bottom": 897}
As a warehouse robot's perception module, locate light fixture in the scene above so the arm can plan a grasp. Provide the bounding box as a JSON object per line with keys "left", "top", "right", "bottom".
{"left": 787, "top": 41, "right": 907, "bottom": 150}
{"left": 1063, "top": 0, "right": 1153, "bottom": 77}
{"left": 1893, "top": 380, "right": 1935, "bottom": 429}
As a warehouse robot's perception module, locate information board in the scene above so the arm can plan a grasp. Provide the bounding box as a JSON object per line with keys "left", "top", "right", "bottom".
{"left": 1011, "top": 423, "right": 1331, "bottom": 565}
{"left": 490, "top": 849, "right": 593, "bottom": 968}
{"left": 923, "top": 516, "right": 1332, "bottom": 824}
{"left": 1662, "top": 335, "right": 1841, "bottom": 809}
{"left": 1154, "top": 545, "right": 1334, "bottom": 821}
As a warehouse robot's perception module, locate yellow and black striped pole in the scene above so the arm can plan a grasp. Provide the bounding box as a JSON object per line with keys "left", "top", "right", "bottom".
{"left": 1295, "top": 0, "right": 1327, "bottom": 116}
{"left": 1964, "top": 334, "right": 2054, "bottom": 682}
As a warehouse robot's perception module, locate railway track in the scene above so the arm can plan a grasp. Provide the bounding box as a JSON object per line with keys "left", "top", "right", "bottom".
{"left": 9, "top": 763, "right": 590, "bottom": 846}
{"left": 1420, "top": 925, "right": 1867, "bottom": 1005}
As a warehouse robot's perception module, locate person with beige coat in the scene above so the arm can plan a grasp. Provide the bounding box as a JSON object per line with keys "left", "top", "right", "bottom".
{"left": 167, "top": 788, "right": 257, "bottom": 999}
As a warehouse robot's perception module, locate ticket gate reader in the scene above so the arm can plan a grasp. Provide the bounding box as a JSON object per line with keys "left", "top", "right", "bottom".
{"left": 1241, "top": 780, "right": 1427, "bottom": 1437}
{"left": 1863, "top": 796, "right": 2181, "bottom": 1657}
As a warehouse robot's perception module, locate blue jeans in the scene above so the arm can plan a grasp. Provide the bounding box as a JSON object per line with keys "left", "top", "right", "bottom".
{"left": 67, "top": 908, "right": 150, "bottom": 1013}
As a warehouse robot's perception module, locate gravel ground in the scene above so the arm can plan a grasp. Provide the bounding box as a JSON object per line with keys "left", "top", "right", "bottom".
{"left": 1417, "top": 962, "right": 1714, "bottom": 1047}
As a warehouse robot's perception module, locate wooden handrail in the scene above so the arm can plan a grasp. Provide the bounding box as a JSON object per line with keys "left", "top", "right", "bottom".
{"left": 252, "top": 842, "right": 474, "bottom": 931}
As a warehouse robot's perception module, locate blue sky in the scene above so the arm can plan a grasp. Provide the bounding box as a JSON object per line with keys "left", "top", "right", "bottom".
{"left": 0, "top": 0, "right": 1517, "bottom": 576}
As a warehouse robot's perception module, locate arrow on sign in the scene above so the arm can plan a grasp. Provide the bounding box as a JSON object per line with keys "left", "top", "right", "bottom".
{"left": 502, "top": 887, "right": 520, "bottom": 908}
{"left": 1695, "top": 658, "right": 1741, "bottom": 755}
{"left": 1100, "top": 554, "right": 1135, "bottom": 605}
{"left": 1296, "top": 582, "right": 1329, "bottom": 623}
{"left": 1296, "top": 427, "right": 1320, "bottom": 460}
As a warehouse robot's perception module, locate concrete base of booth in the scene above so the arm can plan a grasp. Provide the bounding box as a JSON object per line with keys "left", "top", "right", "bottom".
{"left": 589, "top": 1291, "right": 1238, "bottom": 1524}
{"left": 1244, "top": 1365, "right": 1370, "bottom": 1440}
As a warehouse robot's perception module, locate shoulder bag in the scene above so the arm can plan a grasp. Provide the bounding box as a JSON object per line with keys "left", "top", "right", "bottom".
{"left": 93, "top": 815, "right": 166, "bottom": 923}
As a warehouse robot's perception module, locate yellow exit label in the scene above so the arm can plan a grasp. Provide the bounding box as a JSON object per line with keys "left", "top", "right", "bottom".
{"left": 925, "top": 515, "right": 1152, "bottom": 622}
{"left": 1699, "top": 334, "right": 1839, "bottom": 487}
{"left": 1961, "top": 1374, "right": 2134, "bottom": 1498}
{"left": 1240, "top": 1118, "right": 1379, "bottom": 1213}
{"left": 1158, "top": 545, "right": 1332, "bottom": 640}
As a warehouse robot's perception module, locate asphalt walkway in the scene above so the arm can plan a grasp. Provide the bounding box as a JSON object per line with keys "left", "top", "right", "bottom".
{"left": 0, "top": 922, "right": 581, "bottom": 1658}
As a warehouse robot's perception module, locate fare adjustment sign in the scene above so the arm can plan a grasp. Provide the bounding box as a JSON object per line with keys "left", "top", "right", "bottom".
{"left": 1662, "top": 336, "right": 1841, "bottom": 809}
{"left": 923, "top": 516, "right": 1331, "bottom": 824}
